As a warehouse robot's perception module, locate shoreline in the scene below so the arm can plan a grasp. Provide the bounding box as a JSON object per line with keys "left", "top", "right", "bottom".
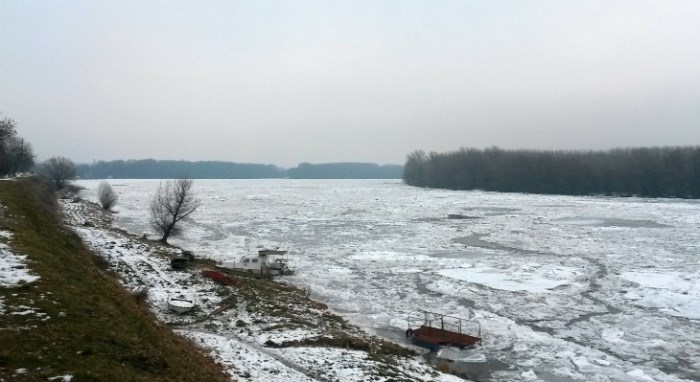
{"left": 61, "top": 195, "right": 469, "bottom": 382}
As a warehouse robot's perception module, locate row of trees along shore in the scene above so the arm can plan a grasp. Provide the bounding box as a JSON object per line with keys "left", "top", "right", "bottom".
{"left": 403, "top": 147, "right": 700, "bottom": 198}
{"left": 2, "top": 114, "right": 77, "bottom": 189}
{"left": 76, "top": 159, "right": 403, "bottom": 179}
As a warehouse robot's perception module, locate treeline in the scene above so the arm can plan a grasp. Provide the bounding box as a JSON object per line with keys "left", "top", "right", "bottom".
{"left": 288, "top": 162, "right": 403, "bottom": 179}
{"left": 77, "top": 159, "right": 284, "bottom": 179}
{"left": 0, "top": 115, "right": 34, "bottom": 176}
{"left": 403, "top": 147, "right": 700, "bottom": 198}
{"left": 77, "top": 159, "right": 404, "bottom": 179}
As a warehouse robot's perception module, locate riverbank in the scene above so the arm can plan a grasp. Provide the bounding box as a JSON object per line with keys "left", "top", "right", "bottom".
{"left": 59, "top": 183, "right": 466, "bottom": 381}
{"left": 0, "top": 177, "right": 230, "bottom": 381}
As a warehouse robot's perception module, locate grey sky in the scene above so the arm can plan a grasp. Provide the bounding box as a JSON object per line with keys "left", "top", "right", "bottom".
{"left": 1, "top": 0, "right": 698, "bottom": 167}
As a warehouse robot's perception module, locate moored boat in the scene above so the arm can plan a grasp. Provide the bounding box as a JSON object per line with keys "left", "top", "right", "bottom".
{"left": 202, "top": 268, "right": 239, "bottom": 285}
{"left": 167, "top": 295, "right": 196, "bottom": 314}
{"left": 406, "top": 311, "right": 481, "bottom": 351}
{"left": 216, "top": 248, "right": 294, "bottom": 278}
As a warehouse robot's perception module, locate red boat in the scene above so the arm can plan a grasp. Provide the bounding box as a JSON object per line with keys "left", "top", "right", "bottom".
{"left": 201, "top": 268, "right": 239, "bottom": 286}
{"left": 406, "top": 311, "right": 481, "bottom": 351}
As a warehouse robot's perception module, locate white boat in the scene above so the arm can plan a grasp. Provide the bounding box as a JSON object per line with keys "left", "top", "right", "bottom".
{"left": 216, "top": 248, "right": 294, "bottom": 278}
{"left": 167, "top": 295, "right": 196, "bottom": 314}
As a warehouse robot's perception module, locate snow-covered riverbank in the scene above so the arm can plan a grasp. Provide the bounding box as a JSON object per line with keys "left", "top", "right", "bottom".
{"left": 61, "top": 196, "right": 466, "bottom": 382}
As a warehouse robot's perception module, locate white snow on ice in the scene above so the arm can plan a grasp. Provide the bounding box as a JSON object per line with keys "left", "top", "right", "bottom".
{"left": 437, "top": 263, "right": 581, "bottom": 293}
{"left": 74, "top": 179, "right": 700, "bottom": 382}
{"left": 620, "top": 270, "right": 700, "bottom": 319}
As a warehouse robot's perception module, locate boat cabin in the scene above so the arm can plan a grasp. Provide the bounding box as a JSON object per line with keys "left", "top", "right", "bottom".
{"left": 218, "top": 249, "right": 293, "bottom": 276}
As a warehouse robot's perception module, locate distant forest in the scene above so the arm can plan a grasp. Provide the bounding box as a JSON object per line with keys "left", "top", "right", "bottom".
{"left": 403, "top": 147, "right": 700, "bottom": 198}
{"left": 287, "top": 162, "right": 403, "bottom": 179}
{"left": 76, "top": 159, "right": 403, "bottom": 179}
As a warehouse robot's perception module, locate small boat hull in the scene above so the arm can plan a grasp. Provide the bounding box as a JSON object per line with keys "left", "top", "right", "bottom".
{"left": 202, "top": 268, "right": 239, "bottom": 285}
{"left": 167, "top": 297, "right": 196, "bottom": 314}
{"left": 411, "top": 336, "right": 441, "bottom": 352}
{"left": 411, "top": 325, "right": 481, "bottom": 350}
{"left": 406, "top": 311, "right": 482, "bottom": 352}
{"left": 215, "top": 265, "right": 275, "bottom": 279}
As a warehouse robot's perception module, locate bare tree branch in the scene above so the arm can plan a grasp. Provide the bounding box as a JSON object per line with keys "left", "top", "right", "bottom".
{"left": 38, "top": 156, "right": 76, "bottom": 189}
{"left": 2, "top": 136, "right": 34, "bottom": 175}
{"left": 0, "top": 116, "right": 17, "bottom": 144}
{"left": 150, "top": 177, "right": 201, "bottom": 244}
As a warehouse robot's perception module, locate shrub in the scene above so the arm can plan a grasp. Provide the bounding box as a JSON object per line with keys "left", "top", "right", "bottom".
{"left": 97, "top": 181, "right": 118, "bottom": 210}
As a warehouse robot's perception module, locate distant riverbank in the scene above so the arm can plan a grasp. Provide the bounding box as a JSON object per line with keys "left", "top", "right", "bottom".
{"left": 77, "top": 159, "right": 403, "bottom": 180}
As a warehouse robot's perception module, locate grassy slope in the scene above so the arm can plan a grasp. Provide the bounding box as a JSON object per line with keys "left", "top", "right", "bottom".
{"left": 0, "top": 178, "right": 230, "bottom": 381}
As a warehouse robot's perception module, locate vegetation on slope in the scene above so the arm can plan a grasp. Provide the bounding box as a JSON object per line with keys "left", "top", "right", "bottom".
{"left": 403, "top": 146, "right": 700, "bottom": 198}
{"left": 0, "top": 177, "right": 230, "bottom": 381}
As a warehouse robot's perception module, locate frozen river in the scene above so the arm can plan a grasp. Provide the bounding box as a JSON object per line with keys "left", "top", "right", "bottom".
{"left": 77, "top": 179, "right": 700, "bottom": 382}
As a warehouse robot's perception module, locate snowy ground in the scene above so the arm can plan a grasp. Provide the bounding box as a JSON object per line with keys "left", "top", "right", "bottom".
{"left": 0, "top": 201, "right": 41, "bottom": 318}
{"left": 75, "top": 179, "right": 700, "bottom": 382}
{"left": 60, "top": 196, "right": 464, "bottom": 382}
{"left": 1, "top": 198, "right": 72, "bottom": 381}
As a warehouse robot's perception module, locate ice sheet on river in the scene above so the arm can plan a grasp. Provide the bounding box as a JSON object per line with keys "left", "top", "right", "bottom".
{"left": 77, "top": 179, "right": 700, "bottom": 382}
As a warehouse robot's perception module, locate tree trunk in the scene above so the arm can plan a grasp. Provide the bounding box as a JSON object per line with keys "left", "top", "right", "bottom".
{"left": 161, "top": 223, "right": 175, "bottom": 244}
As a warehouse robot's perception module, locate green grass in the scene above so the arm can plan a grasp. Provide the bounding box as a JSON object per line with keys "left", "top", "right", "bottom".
{"left": 0, "top": 178, "right": 230, "bottom": 381}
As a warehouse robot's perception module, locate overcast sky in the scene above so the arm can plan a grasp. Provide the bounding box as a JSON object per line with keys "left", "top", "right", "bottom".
{"left": 1, "top": 0, "right": 698, "bottom": 167}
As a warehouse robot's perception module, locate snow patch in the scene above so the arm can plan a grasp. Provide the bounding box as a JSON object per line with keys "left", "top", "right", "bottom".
{"left": 627, "top": 368, "right": 657, "bottom": 381}
{"left": 0, "top": 231, "right": 40, "bottom": 287}
{"left": 48, "top": 375, "right": 74, "bottom": 382}
{"left": 180, "top": 330, "right": 316, "bottom": 382}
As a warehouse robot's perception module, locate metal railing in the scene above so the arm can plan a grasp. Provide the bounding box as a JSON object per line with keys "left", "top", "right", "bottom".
{"left": 407, "top": 310, "right": 481, "bottom": 338}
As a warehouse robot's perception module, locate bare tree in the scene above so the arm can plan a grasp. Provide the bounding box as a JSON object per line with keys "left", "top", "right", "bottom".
{"left": 0, "top": 116, "right": 16, "bottom": 144}
{"left": 3, "top": 137, "right": 34, "bottom": 175}
{"left": 0, "top": 116, "right": 18, "bottom": 176}
{"left": 0, "top": 114, "right": 35, "bottom": 177}
{"left": 38, "top": 156, "right": 76, "bottom": 189}
{"left": 97, "top": 181, "right": 118, "bottom": 210}
{"left": 150, "top": 177, "right": 201, "bottom": 244}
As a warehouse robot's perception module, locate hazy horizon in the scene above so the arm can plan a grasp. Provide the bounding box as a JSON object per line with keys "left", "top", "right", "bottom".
{"left": 75, "top": 157, "right": 405, "bottom": 167}
{"left": 2, "top": 0, "right": 699, "bottom": 167}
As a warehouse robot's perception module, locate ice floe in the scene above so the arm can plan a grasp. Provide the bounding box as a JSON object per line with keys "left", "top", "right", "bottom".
{"left": 437, "top": 263, "right": 581, "bottom": 293}
{"left": 620, "top": 270, "right": 700, "bottom": 319}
